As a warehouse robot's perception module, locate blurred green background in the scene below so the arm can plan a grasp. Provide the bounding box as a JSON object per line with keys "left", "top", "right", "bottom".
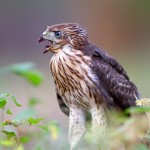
{"left": 0, "top": 0, "right": 150, "bottom": 126}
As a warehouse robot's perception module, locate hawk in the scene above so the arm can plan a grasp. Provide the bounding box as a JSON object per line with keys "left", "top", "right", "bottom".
{"left": 39, "top": 23, "right": 139, "bottom": 150}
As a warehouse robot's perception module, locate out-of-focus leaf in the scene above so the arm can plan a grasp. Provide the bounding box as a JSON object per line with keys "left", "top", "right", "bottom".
{"left": 0, "top": 120, "right": 23, "bottom": 127}
{"left": 38, "top": 122, "right": 60, "bottom": 140}
{"left": 110, "top": 118, "right": 134, "bottom": 137}
{"left": 28, "top": 97, "right": 40, "bottom": 107}
{"left": 35, "top": 145, "right": 42, "bottom": 150}
{"left": 0, "top": 140, "right": 14, "bottom": 146}
{"left": 126, "top": 107, "right": 150, "bottom": 114}
{"left": 38, "top": 125, "right": 49, "bottom": 132}
{"left": 14, "top": 145, "right": 24, "bottom": 150}
{"left": 146, "top": 131, "right": 150, "bottom": 139}
{"left": 10, "top": 63, "right": 43, "bottom": 86}
{"left": 1, "top": 130, "right": 16, "bottom": 139}
{"left": 20, "top": 136, "right": 30, "bottom": 143}
{"left": 0, "top": 121, "right": 10, "bottom": 126}
{"left": 11, "top": 62, "right": 35, "bottom": 71}
{"left": 12, "top": 120, "right": 23, "bottom": 127}
{"left": 0, "top": 93, "right": 9, "bottom": 99}
{"left": 135, "top": 144, "right": 149, "bottom": 150}
{"left": 48, "top": 121, "right": 60, "bottom": 140}
{"left": 0, "top": 62, "right": 34, "bottom": 73}
{"left": 15, "top": 70, "right": 43, "bottom": 86}
{"left": 0, "top": 93, "right": 9, "bottom": 108}
{"left": 15, "top": 108, "right": 36, "bottom": 121}
{"left": 11, "top": 96, "right": 22, "bottom": 107}
{"left": 0, "top": 94, "right": 22, "bottom": 109}
{"left": 0, "top": 99, "right": 7, "bottom": 108}
{"left": 6, "top": 109, "right": 13, "bottom": 115}
{"left": 0, "top": 62, "right": 43, "bottom": 86}
{"left": 28, "top": 118, "right": 43, "bottom": 125}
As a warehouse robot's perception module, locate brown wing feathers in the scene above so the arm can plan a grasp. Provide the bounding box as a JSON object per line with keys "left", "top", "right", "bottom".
{"left": 91, "top": 45, "right": 140, "bottom": 110}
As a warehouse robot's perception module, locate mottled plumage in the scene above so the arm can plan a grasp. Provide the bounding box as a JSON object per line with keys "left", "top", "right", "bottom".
{"left": 39, "top": 23, "right": 139, "bottom": 150}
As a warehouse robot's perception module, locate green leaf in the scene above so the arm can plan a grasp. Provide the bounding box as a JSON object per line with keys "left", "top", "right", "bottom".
{"left": 28, "top": 118, "right": 43, "bottom": 125}
{"left": 10, "top": 63, "right": 43, "bottom": 86}
{"left": 38, "top": 125, "right": 49, "bottom": 132}
{"left": 6, "top": 109, "right": 13, "bottom": 115}
{"left": 0, "top": 140, "right": 14, "bottom": 146}
{"left": 28, "top": 97, "right": 40, "bottom": 107}
{"left": 0, "top": 121, "right": 9, "bottom": 126}
{"left": 0, "top": 62, "right": 44, "bottom": 86}
{"left": 14, "top": 145, "right": 24, "bottom": 150}
{"left": 20, "top": 136, "right": 30, "bottom": 143}
{"left": 126, "top": 107, "right": 150, "bottom": 114}
{"left": 11, "top": 96, "right": 22, "bottom": 107}
{"left": 1, "top": 130, "right": 16, "bottom": 139}
{"left": 16, "top": 70, "right": 43, "bottom": 86}
{"left": 0, "top": 99, "right": 7, "bottom": 108}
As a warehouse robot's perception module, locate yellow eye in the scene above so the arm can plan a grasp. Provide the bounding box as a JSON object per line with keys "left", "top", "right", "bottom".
{"left": 54, "top": 31, "right": 62, "bottom": 39}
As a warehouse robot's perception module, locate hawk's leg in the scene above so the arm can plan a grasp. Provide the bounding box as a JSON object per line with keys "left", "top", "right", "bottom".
{"left": 91, "top": 105, "right": 107, "bottom": 129}
{"left": 90, "top": 106, "right": 108, "bottom": 149}
{"left": 69, "top": 106, "right": 86, "bottom": 150}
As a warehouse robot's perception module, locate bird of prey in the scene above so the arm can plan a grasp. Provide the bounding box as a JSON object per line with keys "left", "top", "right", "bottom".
{"left": 39, "top": 23, "right": 139, "bottom": 150}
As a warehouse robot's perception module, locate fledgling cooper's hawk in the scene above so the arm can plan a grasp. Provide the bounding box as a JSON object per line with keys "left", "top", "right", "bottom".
{"left": 39, "top": 23, "right": 139, "bottom": 150}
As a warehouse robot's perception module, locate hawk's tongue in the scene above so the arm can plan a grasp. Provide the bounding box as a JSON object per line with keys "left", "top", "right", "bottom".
{"left": 38, "top": 35, "right": 53, "bottom": 53}
{"left": 43, "top": 45, "right": 51, "bottom": 54}
{"left": 43, "top": 49, "right": 49, "bottom": 54}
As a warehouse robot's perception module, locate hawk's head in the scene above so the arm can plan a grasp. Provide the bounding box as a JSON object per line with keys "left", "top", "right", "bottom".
{"left": 39, "top": 23, "right": 88, "bottom": 53}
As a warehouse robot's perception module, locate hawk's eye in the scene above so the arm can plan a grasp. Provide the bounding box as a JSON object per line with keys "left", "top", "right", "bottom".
{"left": 54, "top": 31, "right": 62, "bottom": 39}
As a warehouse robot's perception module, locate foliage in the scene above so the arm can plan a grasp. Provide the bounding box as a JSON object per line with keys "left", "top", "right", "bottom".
{"left": 0, "top": 62, "right": 43, "bottom": 86}
{"left": 0, "top": 62, "right": 150, "bottom": 150}
{"left": 0, "top": 62, "right": 60, "bottom": 150}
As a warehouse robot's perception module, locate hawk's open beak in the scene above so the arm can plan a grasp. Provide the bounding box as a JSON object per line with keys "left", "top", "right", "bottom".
{"left": 39, "top": 35, "right": 54, "bottom": 54}
{"left": 39, "top": 35, "right": 45, "bottom": 43}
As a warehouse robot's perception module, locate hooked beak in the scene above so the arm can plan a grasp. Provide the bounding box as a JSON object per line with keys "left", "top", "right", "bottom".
{"left": 38, "top": 35, "right": 54, "bottom": 54}
{"left": 39, "top": 35, "right": 45, "bottom": 43}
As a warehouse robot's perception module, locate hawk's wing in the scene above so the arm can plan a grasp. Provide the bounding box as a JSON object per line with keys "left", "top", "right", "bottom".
{"left": 57, "top": 92, "right": 69, "bottom": 116}
{"left": 89, "top": 44, "right": 140, "bottom": 110}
